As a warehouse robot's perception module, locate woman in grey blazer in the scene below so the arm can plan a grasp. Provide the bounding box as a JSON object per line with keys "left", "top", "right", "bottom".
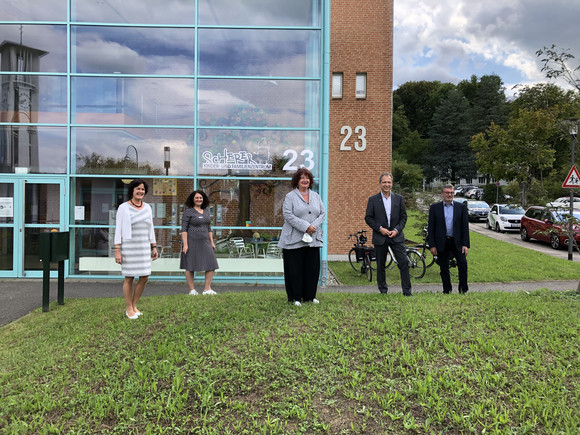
{"left": 278, "top": 168, "right": 325, "bottom": 306}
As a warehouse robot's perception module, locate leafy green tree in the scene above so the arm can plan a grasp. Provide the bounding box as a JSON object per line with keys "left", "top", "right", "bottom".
{"left": 427, "top": 89, "right": 476, "bottom": 182}
{"left": 468, "top": 74, "right": 509, "bottom": 134}
{"left": 392, "top": 159, "right": 424, "bottom": 190}
{"left": 394, "top": 81, "right": 455, "bottom": 137}
{"left": 471, "top": 109, "right": 559, "bottom": 206}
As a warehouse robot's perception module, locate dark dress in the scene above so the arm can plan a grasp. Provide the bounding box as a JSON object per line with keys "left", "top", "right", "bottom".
{"left": 180, "top": 208, "right": 219, "bottom": 272}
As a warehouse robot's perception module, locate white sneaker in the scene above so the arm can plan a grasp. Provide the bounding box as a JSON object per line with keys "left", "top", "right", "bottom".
{"left": 188, "top": 289, "right": 199, "bottom": 295}
{"left": 293, "top": 301, "right": 302, "bottom": 307}
{"left": 203, "top": 289, "right": 217, "bottom": 295}
{"left": 312, "top": 298, "right": 319, "bottom": 304}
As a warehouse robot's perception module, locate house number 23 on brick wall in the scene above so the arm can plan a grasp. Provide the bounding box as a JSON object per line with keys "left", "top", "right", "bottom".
{"left": 340, "top": 126, "right": 367, "bottom": 151}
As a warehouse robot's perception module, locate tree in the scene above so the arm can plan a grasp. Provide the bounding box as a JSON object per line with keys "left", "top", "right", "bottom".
{"left": 536, "top": 45, "right": 580, "bottom": 93}
{"left": 467, "top": 74, "right": 509, "bottom": 134}
{"left": 394, "top": 81, "right": 455, "bottom": 137}
{"left": 427, "top": 89, "right": 476, "bottom": 182}
{"left": 471, "top": 109, "right": 559, "bottom": 206}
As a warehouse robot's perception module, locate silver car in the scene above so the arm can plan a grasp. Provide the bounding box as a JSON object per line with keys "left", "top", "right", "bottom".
{"left": 466, "top": 200, "right": 490, "bottom": 221}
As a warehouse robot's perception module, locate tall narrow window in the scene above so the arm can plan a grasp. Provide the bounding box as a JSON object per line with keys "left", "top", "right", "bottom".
{"left": 355, "top": 73, "right": 366, "bottom": 99}
{"left": 332, "top": 73, "right": 343, "bottom": 99}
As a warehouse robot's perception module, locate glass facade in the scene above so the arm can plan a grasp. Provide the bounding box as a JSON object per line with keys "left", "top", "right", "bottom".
{"left": 0, "top": 0, "right": 328, "bottom": 282}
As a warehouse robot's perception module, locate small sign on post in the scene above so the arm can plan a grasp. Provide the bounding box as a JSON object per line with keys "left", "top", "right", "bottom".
{"left": 562, "top": 165, "right": 580, "bottom": 188}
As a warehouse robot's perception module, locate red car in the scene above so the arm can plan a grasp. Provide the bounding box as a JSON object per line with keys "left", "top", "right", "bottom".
{"left": 520, "top": 206, "right": 580, "bottom": 249}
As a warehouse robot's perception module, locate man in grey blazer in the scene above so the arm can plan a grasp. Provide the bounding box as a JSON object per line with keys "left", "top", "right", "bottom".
{"left": 427, "top": 183, "right": 470, "bottom": 293}
{"left": 365, "top": 172, "right": 412, "bottom": 296}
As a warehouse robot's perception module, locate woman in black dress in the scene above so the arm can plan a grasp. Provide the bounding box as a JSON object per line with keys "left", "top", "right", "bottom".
{"left": 180, "top": 190, "right": 219, "bottom": 295}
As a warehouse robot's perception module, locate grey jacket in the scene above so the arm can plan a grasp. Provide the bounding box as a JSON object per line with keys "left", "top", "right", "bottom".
{"left": 278, "top": 188, "right": 325, "bottom": 249}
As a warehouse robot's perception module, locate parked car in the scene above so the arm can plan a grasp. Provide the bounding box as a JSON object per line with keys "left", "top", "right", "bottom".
{"left": 453, "top": 197, "right": 468, "bottom": 206}
{"left": 486, "top": 204, "right": 525, "bottom": 232}
{"left": 520, "top": 206, "right": 580, "bottom": 249}
{"left": 466, "top": 200, "right": 490, "bottom": 221}
{"left": 457, "top": 185, "right": 476, "bottom": 197}
{"left": 466, "top": 188, "right": 483, "bottom": 199}
{"left": 546, "top": 196, "right": 580, "bottom": 210}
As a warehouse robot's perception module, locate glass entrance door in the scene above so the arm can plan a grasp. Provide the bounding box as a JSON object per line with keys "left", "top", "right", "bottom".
{"left": 0, "top": 182, "right": 16, "bottom": 276}
{"left": 0, "top": 178, "right": 66, "bottom": 277}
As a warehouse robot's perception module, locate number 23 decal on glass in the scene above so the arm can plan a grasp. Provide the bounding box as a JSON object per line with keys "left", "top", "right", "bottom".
{"left": 282, "top": 149, "right": 315, "bottom": 171}
{"left": 340, "top": 126, "right": 367, "bottom": 151}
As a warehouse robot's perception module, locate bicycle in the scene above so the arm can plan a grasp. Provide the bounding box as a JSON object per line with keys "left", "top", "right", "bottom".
{"left": 413, "top": 227, "right": 436, "bottom": 268}
{"left": 347, "top": 230, "right": 375, "bottom": 282}
{"left": 384, "top": 244, "right": 426, "bottom": 279}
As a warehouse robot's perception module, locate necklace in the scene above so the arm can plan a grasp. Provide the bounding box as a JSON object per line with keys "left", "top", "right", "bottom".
{"left": 130, "top": 200, "right": 143, "bottom": 208}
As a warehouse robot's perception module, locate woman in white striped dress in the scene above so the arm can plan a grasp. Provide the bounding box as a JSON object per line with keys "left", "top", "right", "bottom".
{"left": 114, "top": 179, "right": 158, "bottom": 319}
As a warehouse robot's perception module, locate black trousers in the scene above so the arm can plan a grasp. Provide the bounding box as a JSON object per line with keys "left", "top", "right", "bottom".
{"left": 282, "top": 247, "right": 320, "bottom": 302}
{"left": 438, "top": 237, "right": 468, "bottom": 293}
{"left": 374, "top": 241, "right": 412, "bottom": 295}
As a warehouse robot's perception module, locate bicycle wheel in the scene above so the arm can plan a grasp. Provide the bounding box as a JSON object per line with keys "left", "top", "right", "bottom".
{"left": 421, "top": 245, "right": 435, "bottom": 268}
{"left": 364, "top": 253, "right": 373, "bottom": 282}
{"left": 385, "top": 250, "right": 395, "bottom": 270}
{"left": 448, "top": 258, "right": 458, "bottom": 279}
{"left": 407, "top": 249, "right": 426, "bottom": 279}
{"left": 348, "top": 247, "right": 360, "bottom": 273}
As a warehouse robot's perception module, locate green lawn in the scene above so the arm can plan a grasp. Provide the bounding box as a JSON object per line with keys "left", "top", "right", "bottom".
{"left": 1, "top": 213, "right": 579, "bottom": 433}
{"left": 1, "top": 290, "right": 579, "bottom": 433}
{"left": 334, "top": 212, "right": 580, "bottom": 286}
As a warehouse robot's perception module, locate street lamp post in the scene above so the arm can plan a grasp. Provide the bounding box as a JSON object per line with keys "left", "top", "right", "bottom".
{"left": 568, "top": 121, "right": 577, "bottom": 261}
{"left": 124, "top": 145, "right": 138, "bottom": 173}
{"left": 164, "top": 146, "right": 171, "bottom": 176}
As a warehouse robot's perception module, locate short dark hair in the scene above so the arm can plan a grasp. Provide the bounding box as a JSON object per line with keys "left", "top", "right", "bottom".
{"left": 291, "top": 168, "right": 314, "bottom": 189}
{"left": 185, "top": 190, "right": 210, "bottom": 209}
{"left": 379, "top": 172, "right": 393, "bottom": 183}
{"left": 442, "top": 183, "right": 455, "bottom": 191}
{"left": 127, "top": 179, "right": 148, "bottom": 199}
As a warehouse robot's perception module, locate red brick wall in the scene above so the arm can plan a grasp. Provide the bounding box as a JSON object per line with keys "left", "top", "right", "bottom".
{"left": 328, "top": 0, "right": 393, "bottom": 255}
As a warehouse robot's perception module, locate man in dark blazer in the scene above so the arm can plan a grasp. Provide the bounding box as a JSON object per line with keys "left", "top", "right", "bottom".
{"left": 365, "top": 172, "right": 412, "bottom": 296}
{"left": 427, "top": 184, "right": 470, "bottom": 293}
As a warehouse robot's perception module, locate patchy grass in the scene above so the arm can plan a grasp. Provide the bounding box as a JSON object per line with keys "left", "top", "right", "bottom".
{"left": 1, "top": 290, "right": 579, "bottom": 433}
{"left": 334, "top": 216, "right": 579, "bottom": 286}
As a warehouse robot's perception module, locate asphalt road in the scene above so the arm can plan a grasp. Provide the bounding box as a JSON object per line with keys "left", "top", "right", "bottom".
{"left": 469, "top": 220, "right": 580, "bottom": 262}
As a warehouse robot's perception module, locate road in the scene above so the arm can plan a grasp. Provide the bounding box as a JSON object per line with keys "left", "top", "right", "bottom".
{"left": 469, "top": 220, "right": 580, "bottom": 262}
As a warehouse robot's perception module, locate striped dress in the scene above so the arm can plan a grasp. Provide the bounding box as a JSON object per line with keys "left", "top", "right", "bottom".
{"left": 121, "top": 207, "right": 153, "bottom": 277}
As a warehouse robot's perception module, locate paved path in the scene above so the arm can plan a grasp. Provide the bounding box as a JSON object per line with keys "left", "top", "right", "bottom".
{"left": 1, "top": 279, "right": 577, "bottom": 328}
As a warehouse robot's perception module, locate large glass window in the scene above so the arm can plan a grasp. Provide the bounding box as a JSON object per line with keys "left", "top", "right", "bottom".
{"left": 199, "top": 29, "right": 320, "bottom": 77}
{"left": 72, "top": 26, "right": 195, "bottom": 75}
{"left": 0, "top": 126, "right": 67, "bottom": 174}
{"left": 72, "top": 77, "right": 195, "bottom": 126}
{"left": 198, "top": 0, "right": 321, "bottom": 26}
{"left": 73, "top": 0, "right": 196, "bottom": 25}
{"left": 0, "top": 25, "right": 67, "bottom": 73}
{"left": 198, "top": 79, "right": 320, "bottom": 129}
{"left": 198, "top": 129, "right": 320, "bottom": 178}
{"left": 0, "top": 1, "right": 67, "bottom": 22}
{"left": 73, "top": 127, "right": 195, "bottom": 176}
{"left": 1, "top": 75, "right": 67, "bottom": 124}
{"left": 198, "top": 178, "right": 288, "bottom": 228}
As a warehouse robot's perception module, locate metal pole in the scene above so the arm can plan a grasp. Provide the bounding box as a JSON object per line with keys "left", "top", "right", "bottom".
{"left": 568, "top": 133, "right": 575, "bottom": 261}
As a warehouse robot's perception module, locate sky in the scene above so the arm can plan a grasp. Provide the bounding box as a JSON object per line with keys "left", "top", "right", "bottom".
{"left": 393, "top": 0, "right": 580, "bottom": 95}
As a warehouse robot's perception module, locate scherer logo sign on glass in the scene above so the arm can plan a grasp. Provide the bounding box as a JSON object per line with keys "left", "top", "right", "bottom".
{"left": 202, "top": 147, "right": 272, "bottom": 171}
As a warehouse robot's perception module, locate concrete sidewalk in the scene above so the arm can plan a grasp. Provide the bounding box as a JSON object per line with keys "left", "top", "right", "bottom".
{"left": 1, "top": 279, "right": 577, "bottom": 328}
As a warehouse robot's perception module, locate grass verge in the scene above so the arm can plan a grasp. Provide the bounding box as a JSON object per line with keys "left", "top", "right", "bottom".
{"left": 1, "top": 290, "right": 579, "bottom": 433}
{"left": 333, "top": 213, "right": 579, "bottom": 286}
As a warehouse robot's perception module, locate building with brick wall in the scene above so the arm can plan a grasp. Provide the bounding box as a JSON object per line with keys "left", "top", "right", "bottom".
{"left": 0, "top": 0, "right": 393, "bottom": 283}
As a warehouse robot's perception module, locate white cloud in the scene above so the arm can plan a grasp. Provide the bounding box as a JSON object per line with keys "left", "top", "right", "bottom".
{"left": 394, "top": 0, "right": 580, "bottom": 90}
